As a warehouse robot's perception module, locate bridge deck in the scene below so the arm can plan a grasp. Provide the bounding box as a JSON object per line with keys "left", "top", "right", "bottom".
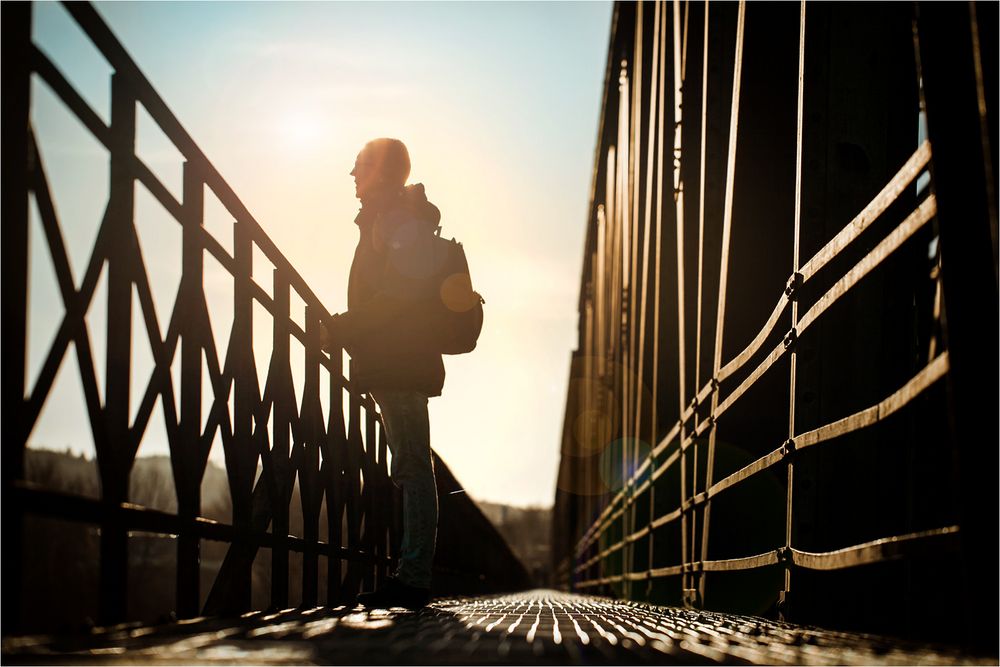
{"left": 2, "top": 591, "right": 988, "bottom": 665}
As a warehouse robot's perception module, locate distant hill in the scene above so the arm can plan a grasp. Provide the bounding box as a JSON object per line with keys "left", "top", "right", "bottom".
{"left": 24, "top": 448, "right": 232, "bottom": 521}
{"left": 24, "top": 448, "right": 100, "bottom": 499}
{"left": 476, "top": 501, "right": 552, "bottom": 587}
{"left": 17, "top": 449, "right": 545, "bottom": 630}
{"left": 20, "top": 448, "right": 236, "bottom": 631}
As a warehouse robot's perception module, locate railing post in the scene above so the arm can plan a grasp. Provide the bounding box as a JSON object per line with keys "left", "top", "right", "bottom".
{"left": 177, "top": 162, "right": 204, "bottom": 618}
{"left": 202, "top": 224, "right": 278, "bottom": 616}
{"left": 100, "top": 72, "right": 136, "bottom": 626}
{"left": 376, "top": 419, "right": 390, "bottom": 586}
{"left": 326, "top": 344, "right": 345, "bottom": 604}
{"left": 1, "top": 0, "right": 32, "bottom": 635}
{"left": 270, "top": 270, "right": 291, "bottom": 609}
{"left": 389, "top": 444, "right": 402, "bottom": 587}
{"left": 362, "top": 400, "right": 378, "bottom": 592}
{"left": 342, "top": 361, "right": 364, "bottom": 598}
{"left": 224, "top": 220, "right": 256, "bottom": 614}
{"left": 300, "top": 305, "right": 323, "bottom": 607}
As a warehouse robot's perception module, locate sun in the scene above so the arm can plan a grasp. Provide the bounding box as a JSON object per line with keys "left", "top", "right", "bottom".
{"left": 277, "top": 109, "right": 325, "bottom": 151}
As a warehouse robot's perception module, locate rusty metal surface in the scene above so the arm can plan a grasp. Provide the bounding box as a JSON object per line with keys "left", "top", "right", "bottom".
{"left": 3, "top": 591, "right": 991, "bottom": 665}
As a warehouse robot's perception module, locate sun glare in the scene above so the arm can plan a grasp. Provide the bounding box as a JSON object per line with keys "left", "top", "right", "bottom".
{"left": 278, "top": 109, "right": 324, "bottom": 151}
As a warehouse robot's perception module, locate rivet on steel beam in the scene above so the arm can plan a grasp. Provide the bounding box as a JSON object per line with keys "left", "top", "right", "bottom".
{"left": 784, "top": 328, "right": 798, "bottom": 350}
{"left": 785, "top": 272, "right": 803, "bottom": 300}
{"left": 782, "top": 438, "right": 797, "bottom": 458}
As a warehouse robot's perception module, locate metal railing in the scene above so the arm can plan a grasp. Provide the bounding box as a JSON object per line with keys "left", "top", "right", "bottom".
{"left": 553, "top": 0, "right": 997, "bottom": 642}
{"left": 1, "top": 1, "right": 526, "bottom": 629}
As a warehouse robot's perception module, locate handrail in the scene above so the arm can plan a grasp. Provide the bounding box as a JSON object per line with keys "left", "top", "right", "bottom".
{"left": 4, "top": 1, "right": 526, "bottom": 628}
{"left": 555, "top": 2, "right": 972, "bottom": 633}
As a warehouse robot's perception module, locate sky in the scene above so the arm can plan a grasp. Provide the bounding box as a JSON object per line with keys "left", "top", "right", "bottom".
{"left": 25, "top": 1, "right": 612, "bottom": 508}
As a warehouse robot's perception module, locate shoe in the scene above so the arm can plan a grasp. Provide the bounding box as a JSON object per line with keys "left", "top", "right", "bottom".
{"left": 356, "top": 577, "right": 431, "bottom": 610}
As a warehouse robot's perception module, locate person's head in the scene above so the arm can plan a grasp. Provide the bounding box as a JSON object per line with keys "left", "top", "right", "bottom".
{"left": 351, "top": 138, "right": 410, "bottom": 202}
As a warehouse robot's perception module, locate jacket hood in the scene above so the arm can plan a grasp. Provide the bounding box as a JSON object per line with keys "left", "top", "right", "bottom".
{"left": 400, "top": 183, "right": 441, "bottom": 229}
{"left": 355, "top": 183, "right": 440, "bottom": 231}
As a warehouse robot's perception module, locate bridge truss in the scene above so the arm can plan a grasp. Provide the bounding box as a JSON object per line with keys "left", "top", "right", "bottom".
{"left": 554, "top": 0, "right": 997, "bottom": 647}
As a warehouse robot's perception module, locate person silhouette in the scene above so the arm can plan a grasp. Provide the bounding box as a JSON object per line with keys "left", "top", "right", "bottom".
{"left": 322, "top": 138, "right": 443, "bottom": 609}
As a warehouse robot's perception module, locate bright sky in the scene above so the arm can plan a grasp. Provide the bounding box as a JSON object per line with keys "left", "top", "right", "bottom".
{"left": 26, "top": 1, "right": 611, "bottom": 508}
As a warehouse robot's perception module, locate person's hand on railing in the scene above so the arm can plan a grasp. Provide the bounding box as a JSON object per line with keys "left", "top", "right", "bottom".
{"left": 320, "top": 313, "right": 346, "bottom": 353}
{"left": 319, "top": 318, "right": 333, "bottom": 353}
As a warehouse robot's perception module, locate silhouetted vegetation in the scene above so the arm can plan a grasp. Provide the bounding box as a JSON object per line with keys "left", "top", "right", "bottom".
{"left": 21, "top": 449, "right": 235, "bottom": 632}
{"left": 18, "top": 450, "right": 538, "bottom": 632}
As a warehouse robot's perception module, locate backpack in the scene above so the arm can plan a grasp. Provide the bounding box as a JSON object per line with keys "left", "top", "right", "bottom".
{"left": 429, "top": 227, "right": 484, "bottom": 354}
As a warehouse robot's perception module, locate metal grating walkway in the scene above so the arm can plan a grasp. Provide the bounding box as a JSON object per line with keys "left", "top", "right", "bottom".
{"left": 3, "top": 591, "right": 990, "bottom": 665}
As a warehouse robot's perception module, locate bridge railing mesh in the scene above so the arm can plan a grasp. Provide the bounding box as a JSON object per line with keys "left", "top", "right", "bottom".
{"left": 554, "top": 0, "right": 997, "bottom": 640}
{"left": 2, "top": 1, "right": 525, "bottom": 629}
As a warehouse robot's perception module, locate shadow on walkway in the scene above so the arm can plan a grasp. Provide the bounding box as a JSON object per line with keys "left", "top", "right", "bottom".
{"left": 3, "top": 591, "right": 993, "bottom": 665}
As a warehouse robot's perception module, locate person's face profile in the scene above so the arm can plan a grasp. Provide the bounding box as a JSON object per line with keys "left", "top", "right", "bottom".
{"left": 351, "top": 151, "right": 377, "bottom": 200}
{"left": 351, "top": 152, "right": 370, "bottom": 198}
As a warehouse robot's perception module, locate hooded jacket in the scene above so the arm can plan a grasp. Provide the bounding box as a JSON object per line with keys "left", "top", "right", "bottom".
{"left": 337, "top": 183, "right": 446, "bottom": 396}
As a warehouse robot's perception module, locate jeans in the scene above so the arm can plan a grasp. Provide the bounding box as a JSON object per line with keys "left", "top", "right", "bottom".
{"left": 371, "top": 390, "right": 438, "bottom": 589}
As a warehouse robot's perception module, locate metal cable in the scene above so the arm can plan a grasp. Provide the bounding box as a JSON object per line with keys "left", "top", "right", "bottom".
{"left": 795, "top": 195, "right": 938, "bottom": 335}
{"left": 699, "top": 0, "right": 746, "bottom": 604}
{"left": 691, "top": 0, "right": 712, "bottom": 597}
{"left": 571, "top": 29, "right": 945, "bottom": 597}
{"left": 718, "top": 293, "right": 791, "bottom": 383}
{"left": 631, "top": 0, "right": 662, "bottom": 597}
{"left": 795, "top": 352, "right": 949, "bottom": 451}
{"left": 648, "top": 0, "right": 670, "bottom": 594}
{"left": 790, "top": 526, "right": 960, "bottom": 571}
{"left": 580, "top": 524, "right": 959, "bottom": 584}
{"left": 703, "top": 551, "right": 780, "bottom": 572}
{"left": 711, "top": 193, "right": 938, "bottom": 423}
{"left": 623, "top": 8, "right": 644, "bottom": 595}
{"left": 652, "top": 448, "right": 682, "bottom": 483}
{"left": 715, "top": 142, "right": 932, "bottom": 387}
{"left": 707, "top": 448, "right": 785, "bottom": 500}
{"left": 706, "top": 353, "right": 949, "bottom": 500}
{"left": 671, "top": 0, "right": 692, "bottom": 596}
{"left": 781, "top": 0, "right": 807, "bottom": 609}
{"left": 800, "top": 141, "right": 932, "bottom": 283}
{"left": 589, "top": 351, "right": 951, "bottom": 579}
